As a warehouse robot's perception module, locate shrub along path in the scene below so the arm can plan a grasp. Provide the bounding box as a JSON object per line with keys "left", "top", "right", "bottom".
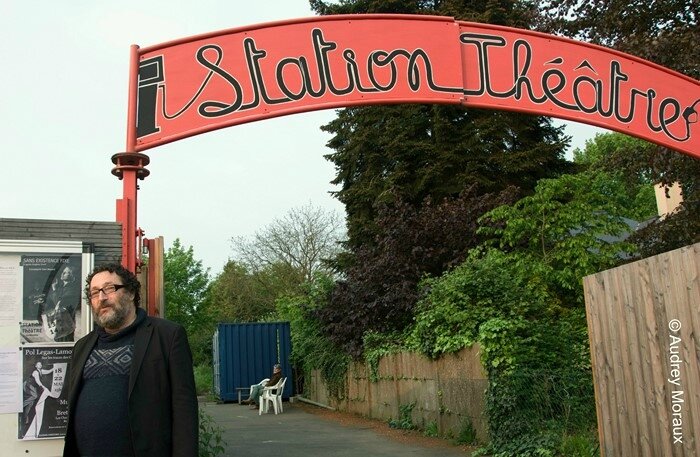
{"left": 201, "top": 400, "right": 474, "bottom": 456}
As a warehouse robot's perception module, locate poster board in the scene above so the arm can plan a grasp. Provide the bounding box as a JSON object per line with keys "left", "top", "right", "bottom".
{"left": 0, "top": 240, "right": 93, "bottom": 456}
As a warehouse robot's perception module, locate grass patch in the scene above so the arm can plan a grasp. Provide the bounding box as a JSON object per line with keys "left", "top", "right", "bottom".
{"left": 423, "top": 420, "right": 439, "bottom": 437}
{"left": 559, "top": 431, "right": 599, "bottom": 456}
{"left": 455, "top": 418, "right": 477, "bottom": 445}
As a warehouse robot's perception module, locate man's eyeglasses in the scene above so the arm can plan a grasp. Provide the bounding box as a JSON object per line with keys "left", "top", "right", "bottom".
{"left": 89, "top": 284, "right": 125, "bottom": 300}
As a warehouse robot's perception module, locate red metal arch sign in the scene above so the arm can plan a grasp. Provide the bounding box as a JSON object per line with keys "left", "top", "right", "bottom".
{"left": 129, "top": 14, "right": 699, "bottom": 158}
{"left": 118, "top": 14, "right": 699, "bottom": 273}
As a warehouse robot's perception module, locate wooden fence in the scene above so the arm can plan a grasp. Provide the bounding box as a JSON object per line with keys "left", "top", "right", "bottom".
{"left": 583, "top": 242, "right": 699, "bottom": 456}
{"left": 305, "top": 345, "right": 488, "bottom": 442}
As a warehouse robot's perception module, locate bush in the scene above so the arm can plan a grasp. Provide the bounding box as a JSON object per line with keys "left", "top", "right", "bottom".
{"left": 408, "top": 247, "right": 597, "bottom": 455}
{"left": 455, "top": 418, "right": 477, "bottom": 445}
{"left": 276, "top": 275, "right": 351, "bottom": 399}
{"left": 388, "top": 402, "right": 416, "bottom": 430}
{"left": 199, "top": 407, "right": 225, "bottom": 457}
{"left": 484, "top": 368, "right": 596, "bottom": 456}
{"left": 408, "top": 249, "right": 557, "bottom": 361}
{"left": 194, "top": 364, "right": 213, "bottom": 397}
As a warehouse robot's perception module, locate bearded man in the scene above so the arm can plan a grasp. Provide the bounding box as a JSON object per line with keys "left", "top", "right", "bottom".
{"left": 63, "top": 263, "right": 198, "bottom": 456}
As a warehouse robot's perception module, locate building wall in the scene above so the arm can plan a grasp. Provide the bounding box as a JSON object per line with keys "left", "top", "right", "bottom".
{"left": 654, "top": 182, "right": 683, "bottom": 217}
{"left": 0, "top": 218, "right": 121, "bottom": 265}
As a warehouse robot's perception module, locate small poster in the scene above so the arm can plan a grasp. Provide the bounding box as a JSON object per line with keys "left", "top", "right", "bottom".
{"left": 0, "top": 256, "right": 21, "bottom": 325}
{"left": 18, "top": 346, "right": 72, "bottom": 440}
{"left": 0, "top": 348, "right": 21, "bottom": 414}
{"left": 20, "top": 254, "right": 83, "bottom": 344}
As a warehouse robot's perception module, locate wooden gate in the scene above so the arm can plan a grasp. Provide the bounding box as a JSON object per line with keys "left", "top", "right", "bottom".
{"left": 583, "top": 243, "right": 699, "bottom": 456}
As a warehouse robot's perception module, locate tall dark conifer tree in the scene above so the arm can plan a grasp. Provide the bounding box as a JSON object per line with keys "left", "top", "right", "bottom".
{"left": 312, "top": 0, "right": 572, "bottom": 248}
{"left": 311, "top": 0, "right": 572, "bottom": 354}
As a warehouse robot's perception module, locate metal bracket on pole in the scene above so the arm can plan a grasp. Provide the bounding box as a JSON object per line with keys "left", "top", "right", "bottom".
{"left": 113, "top": 152, "right": 150, "bottom": 272}
{"left": 111, "top": 152, "right": 151, "bottom": 180}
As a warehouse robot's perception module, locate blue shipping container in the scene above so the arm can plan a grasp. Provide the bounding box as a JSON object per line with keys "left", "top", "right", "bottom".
{"left": 213, "top": 322, "right": 293, "bottom": 402}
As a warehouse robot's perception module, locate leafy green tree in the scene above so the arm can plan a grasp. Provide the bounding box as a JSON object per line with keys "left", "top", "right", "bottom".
{"left": 539, "top": 0, "right": 700, "bottom": 258}
{"left": 163, "top": 239, "right": 212, "bottom": 364}
{"left": 207, "top": 260, "right": 295, "bottom": 323}
{"left": 538, "top": 0, "right": 698, "bottom": 78}
{"left": 588, "top": 139, "right": 700, "bottom": 257}
{"left": 574, "top": 131, "right": 700, "bottom": 257}
{"left": 164, "top": 239, "right": 211, "bottom": 327}
{"left": 573, "top": 132, "right": 658, "bottom": 220}
{"left": 573, "top": 132, "right": 653, "bottom": 168}
{"left": 480, "top": 171, "right": 641, "bottom": 303}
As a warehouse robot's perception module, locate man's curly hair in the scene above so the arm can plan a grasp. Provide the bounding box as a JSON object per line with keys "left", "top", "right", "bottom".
{"left": 84, "top": 263, "right": 140, "bottom": 308}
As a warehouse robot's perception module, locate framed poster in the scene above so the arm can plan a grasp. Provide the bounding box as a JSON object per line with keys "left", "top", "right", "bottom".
{"left": 17, "top": 346, "right": 72, "bottom": 440}
{"left": 20, "top": 254, "right": 83, "bottom": 344}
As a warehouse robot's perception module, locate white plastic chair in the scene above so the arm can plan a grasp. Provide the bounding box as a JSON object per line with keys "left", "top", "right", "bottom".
{"left": 259, "top": 377, "right": 286, "bottom": 415}
{"left": 249, "top": 378, "right": 269, "bottom": 401}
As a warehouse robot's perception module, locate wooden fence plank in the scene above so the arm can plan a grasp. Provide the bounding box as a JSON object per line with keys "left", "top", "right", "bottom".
{"left": 620, "top": 265, "right": 650, "bottom": 455}
{"left": 631, "top": 261, "right": 662, "bottom": 455}
{"left": 584, "top": 275, "right": 610, "bottom": 454}
{"left": 585, "top": 243, "right": 699, "bottom": 456}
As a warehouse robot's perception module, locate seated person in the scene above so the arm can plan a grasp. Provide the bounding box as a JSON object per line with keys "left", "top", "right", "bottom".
{"left": 242, "top": 364, "right": 283, "bottom": 409}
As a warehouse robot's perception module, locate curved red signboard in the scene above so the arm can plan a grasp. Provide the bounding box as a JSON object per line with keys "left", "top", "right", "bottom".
{"left": 118, "top": 14, "right": 699, "bottom": 272}
{"left": 130, "top": 14, "right": 699, "bottom": 159}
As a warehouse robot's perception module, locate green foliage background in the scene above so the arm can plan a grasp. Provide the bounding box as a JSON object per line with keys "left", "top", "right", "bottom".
{"left": 164, "top": 135, "right": 679, "bottom": 457}
{"left": 161, "top": 2, "right": 697, "bottom": 454}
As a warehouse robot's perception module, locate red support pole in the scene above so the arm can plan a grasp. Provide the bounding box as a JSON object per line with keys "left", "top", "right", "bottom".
{"left": 115, "top": 44, "right": 149, "bottom": 273}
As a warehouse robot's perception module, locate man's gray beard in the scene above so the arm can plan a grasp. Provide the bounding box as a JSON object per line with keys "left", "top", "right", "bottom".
{"left": 92, "top": 301, "right": 131, "bottom": 330}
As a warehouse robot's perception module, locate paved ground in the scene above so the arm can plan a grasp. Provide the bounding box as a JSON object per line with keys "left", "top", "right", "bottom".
{"left": 201, "top": 400, "right": 469, "bottom": 456}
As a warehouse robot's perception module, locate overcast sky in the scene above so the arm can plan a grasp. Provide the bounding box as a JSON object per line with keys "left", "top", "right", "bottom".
{"left": 0, "top": 1, "right": 605, "bottom": 274}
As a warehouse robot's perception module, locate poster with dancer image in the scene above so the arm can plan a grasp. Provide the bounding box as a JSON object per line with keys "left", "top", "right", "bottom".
{"left": 18, "top": 346, "right": 72, "bottom": 440}
{"left": 20, "top": 254, "right": 83, "bottom": 344}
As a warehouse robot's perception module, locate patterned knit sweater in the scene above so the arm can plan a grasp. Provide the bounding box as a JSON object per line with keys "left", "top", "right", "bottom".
{"left": 72, "top": 309, "right": 146, "bottom": 456}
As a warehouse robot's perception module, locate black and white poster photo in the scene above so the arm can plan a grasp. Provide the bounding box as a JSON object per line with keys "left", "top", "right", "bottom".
{"left": 18, "top": 346, "right": 72, "bottom": 440}
{"left": 20, "top": 254, "right": 83, "bottom": 343}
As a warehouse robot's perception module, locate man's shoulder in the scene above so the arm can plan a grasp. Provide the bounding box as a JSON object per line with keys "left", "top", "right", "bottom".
{"left": 140, "top": 316, "right": 191, "bottom": 350}
{"left": 143, "top": 315, "right": 185, "bottom": 333}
